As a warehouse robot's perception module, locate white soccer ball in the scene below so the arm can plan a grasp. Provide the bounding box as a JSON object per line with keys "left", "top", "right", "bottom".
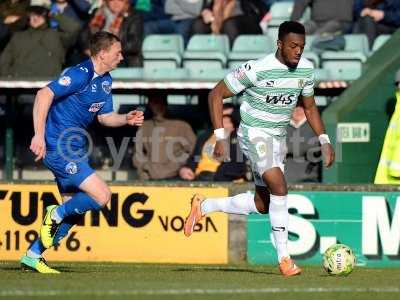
{"left": 323, "top": 244, "right": 356, "bottom": 276}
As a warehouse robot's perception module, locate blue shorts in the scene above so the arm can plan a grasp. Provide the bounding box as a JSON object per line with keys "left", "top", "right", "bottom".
{"left": 43, "top": 150, "right": 95, "bottom": 194}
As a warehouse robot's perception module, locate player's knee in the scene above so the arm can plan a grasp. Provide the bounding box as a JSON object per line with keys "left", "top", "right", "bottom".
{"left": 271, "top": 186, "right": 287, "bottom": 196}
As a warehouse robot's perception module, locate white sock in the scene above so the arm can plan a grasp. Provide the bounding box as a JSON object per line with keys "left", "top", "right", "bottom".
{"left": 200, "top": 191, "right": 259, "bottom": 215}
{"left": 26, "top": 249, "right": 41, "bottom": 259}
{"left": 269, "top": 194, "right": 289, "bottom": 262}
{"left": 51, "top": 209, "right": 62, "bottom": 224}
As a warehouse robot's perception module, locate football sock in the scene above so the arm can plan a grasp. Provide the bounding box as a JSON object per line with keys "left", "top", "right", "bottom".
{"left": 53, "top": 215, "right": 82, "bottom": 245}
{"left": 200, "top": 191, "right": 260, "bottom": 215}
{"left": 26, "top": 239, "right": 46, "bottom": 259}
{"left": 269, "top": 194, "right": 289, "bottom": 262}
{"left": 52, "top": 192, "right": 102, "bottom": 223}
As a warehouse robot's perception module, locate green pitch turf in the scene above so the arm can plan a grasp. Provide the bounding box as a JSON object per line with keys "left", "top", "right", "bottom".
{"left": 0, "top": 261, "right": 399, "bottom": 300}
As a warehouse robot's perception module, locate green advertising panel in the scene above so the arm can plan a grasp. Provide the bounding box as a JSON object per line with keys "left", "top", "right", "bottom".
{"left": 248, "top": 192, "right": 400, "bottom": 267}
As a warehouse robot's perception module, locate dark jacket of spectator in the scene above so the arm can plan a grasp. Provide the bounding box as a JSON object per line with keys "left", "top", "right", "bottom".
{"left": 0, "top": 0, "right": 30, "bottom": 32}
{"left": 290, "top": 0, "right": 354, "bottom": 35}
{"left": 0, "top": 13, "right": 80, "bottom": 78}
{"left": 81, "top": 1, "right": 143, "bottom": 67}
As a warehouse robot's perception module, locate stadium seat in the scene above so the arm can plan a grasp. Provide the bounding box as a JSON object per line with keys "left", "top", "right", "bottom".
{"left": 189, "top": 68, "right": 230, "bottom": 81}
{"left": 319, "top": 34, "right": 369, "bottom": 81}
{"left": 228, "top": 35, "right": 274, "bottom": 68}
{"left": 183, "top": 35, "right": 230, "bottom": 70}
{"left": 110, "top": 68, "right": 143, "bottom": 79}
{"left": 142, "top": 34, "right": 184, "bottom": 69}
{"left": 143, "top": 67, "right": 189, "bottom": 80}
{"left": 321, "top": 34, "right": 369, "bottom": 63}
{"left": 321, "top": 60, "right": 362, "bottom": 81}
{"left": 269, "top": 1, "right": 294, "bottom": 27}
{"left": 372, "top": 34, "right": 391, "bottom": 52}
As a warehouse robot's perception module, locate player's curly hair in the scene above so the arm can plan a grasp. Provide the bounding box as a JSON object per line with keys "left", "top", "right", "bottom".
{"left": 90, "top": 31, "right": 121, "bottom": 57}
{"left": 278, "top": 21, "right": 305, "bottom": 41}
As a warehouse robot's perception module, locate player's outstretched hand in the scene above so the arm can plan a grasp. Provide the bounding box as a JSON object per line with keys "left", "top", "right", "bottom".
{"left": 213, "top": 140, "right": 230, "bottom": 162}
{"left": 30, "top": 134, "right": 46, "bottom": 161}
{"left": 126, "top": 110, "right": 144, "bottom": 127}
{"left": 322, "top": 143, "right": 335, "bottom": 168}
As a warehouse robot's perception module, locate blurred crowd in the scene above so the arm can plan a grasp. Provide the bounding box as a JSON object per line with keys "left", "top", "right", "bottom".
{"left": 0, "top": 0, "right": 399, "bottom": 78}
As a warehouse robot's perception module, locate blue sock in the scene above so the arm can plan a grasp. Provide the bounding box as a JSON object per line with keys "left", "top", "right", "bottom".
{"left": 53, "top": 215, "right": 81, "bottom": 245}
{"left": 26, "top": 239, "right": 46, "bottom": 259}
{"left": 54, "top": 192, "right": 102, "bottom": 222}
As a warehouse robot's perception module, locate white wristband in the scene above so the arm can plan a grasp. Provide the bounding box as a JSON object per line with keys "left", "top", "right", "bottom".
{"left": 318, "top": 134, "right": 331, "bottom": 145}
{"left": 214, "top": 128, "right": 229, "bottom": 141}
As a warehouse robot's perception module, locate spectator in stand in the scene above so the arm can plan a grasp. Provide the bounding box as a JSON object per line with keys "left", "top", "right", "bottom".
{"left": 49, "top": 0, "right": 91, "bottom": 27}
{"left": 285, "top": 105, "right": 321, "bottom": 183}
{"left": 290, "top": 0, "right": 354, "bottom": 35}
{"left": 136, "top": 0, "right": 171, "bottom": 36}
{"left": 164, "top": 0, "right": 204, "bottom": 44}
{"left": 0, "top": 0, "right": 80, "bottom": 78}
{"left": 354, "top": 0, "right": 400, "bottom": 48}
{"left": 0, "top": 0, "right": 30, "bottom": 51}
{"left": 133, "top": 93, "right": 197, "bottom": 180}
{"left": 80, "top": 0, "right": 143, "bottom": 66}
{"left": 191, "top": 0, "right": 265, "bottom": 46}
{"left": 179, "top": 108, "right": 248, "bottom": 182}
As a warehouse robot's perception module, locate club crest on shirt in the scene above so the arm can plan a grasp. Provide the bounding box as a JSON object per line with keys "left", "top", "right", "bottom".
{"left": 233, "top": 66, "right": 246, "bottom": 80}
{"left": 102, "top": 81, "right": 111, "bottom": 94}
{"left": 65, "top": 162, "right": 78, "bottom": 175}
{"left": 58, "top": 76, "right": 71, "bottom": 86}
{"left": 88, "top": 101, "right": 105, "bottom": 113}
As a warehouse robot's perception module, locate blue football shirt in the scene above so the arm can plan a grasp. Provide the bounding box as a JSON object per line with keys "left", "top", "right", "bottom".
{"left": 46, "top": 59, "right": 113, "bottom": 153}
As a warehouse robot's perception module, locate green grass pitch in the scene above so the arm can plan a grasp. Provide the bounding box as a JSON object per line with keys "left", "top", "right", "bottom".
{"left": 0, "top": 261, "right": 399, "bottom": 300}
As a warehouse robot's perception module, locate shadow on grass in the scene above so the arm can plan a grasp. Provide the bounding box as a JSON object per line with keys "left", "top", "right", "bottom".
{"left": 172, "top": 267, "right": 277, "bottom": 276}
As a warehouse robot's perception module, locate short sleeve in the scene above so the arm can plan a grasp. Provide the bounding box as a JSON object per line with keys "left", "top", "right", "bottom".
{"left": 47, "top": 66, "right": 90, "bottom": 99}
{"left": 223, "top": 60, "right": 257, "bottom": 95}
{"left": 98, "top": 77, "right": 113, "bottom": 115}
{"left": 301, "top": 70, "right": 315, "bottom": 97}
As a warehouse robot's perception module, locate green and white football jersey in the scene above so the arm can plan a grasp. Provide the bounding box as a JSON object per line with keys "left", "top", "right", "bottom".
{"left": 224, "top": 54, "right": 314, "bottom": 138}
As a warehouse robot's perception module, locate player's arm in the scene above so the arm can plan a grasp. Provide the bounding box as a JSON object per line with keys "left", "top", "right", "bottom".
{"left": 30, "top": 87, "right": 55, "bottom": 161}
{"left": 209, "top": 80, "right": 235, "bottom": 161}
{"left": 301, "top": 95, "right": 335, "bottom": 167}
{"left": 97, "top": 110, "right": 144, "bottom": 127}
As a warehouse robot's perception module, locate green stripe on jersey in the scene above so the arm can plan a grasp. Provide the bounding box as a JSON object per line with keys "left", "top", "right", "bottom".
{"left": 256, "top": 68, "right": 313, "bottom": 81}
{"left": 238, "top": 72, "right": 253, "bottom": 88}
{"left": 250, "top": 87, "right": 302, "bottom": 94}
{"left": 224, "top": 78, "right": 237, "bottom": 94}
{"left": 240, "top": 110, "right": 289, "bottom": 129}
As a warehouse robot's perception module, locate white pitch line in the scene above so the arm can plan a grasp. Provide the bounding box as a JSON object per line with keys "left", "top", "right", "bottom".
{"left": 0, "top": 287, "right": 399, "bottom": 297}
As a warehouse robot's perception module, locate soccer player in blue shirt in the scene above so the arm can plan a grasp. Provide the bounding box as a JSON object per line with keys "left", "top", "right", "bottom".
{"left": 20, "top": 31, "right": 144, "bottom": 273}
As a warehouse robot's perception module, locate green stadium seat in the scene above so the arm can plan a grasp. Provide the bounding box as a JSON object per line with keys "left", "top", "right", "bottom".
{"left": 314, "top": 68, "right": 332, "bottom": 81}
{"left": 302, "top": 51, "right": 320, "bottom": 68}
{"left": 269, "top": 1, "right": 294, "bottom": 27}
{"left": 228, "top": 35, "right": 274, "bottom": 68}
{"left": 372, "top": 34, "right": 391, "bottom": 52}
{"left": 143, "top": 67, "right": 189, "bottom": 80}
{"left": 321, "top": 34, "right": 369, "bottom": 63}
{"left": 188, "top": 68, "right": 230, "bottom": 81}
{"left": 321, "top": 60, "right": 362, "bottom": 81}
{"left": 142, "top": 34, "right": 184, "bottom": 68}
{"left": 110, "top": 68, "right": 143, "bottom": 79}
{"left": 183, "top": 35, "right": 230, "bottom": 70}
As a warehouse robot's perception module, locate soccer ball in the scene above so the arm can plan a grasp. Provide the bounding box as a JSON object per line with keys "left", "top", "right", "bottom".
{"left": 323, "top": 244, "right": 356, "bottom": 276}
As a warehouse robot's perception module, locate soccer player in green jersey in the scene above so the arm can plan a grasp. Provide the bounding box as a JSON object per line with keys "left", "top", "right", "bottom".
{"left": 183, "top": 21, "right": 335, "bottom": 277}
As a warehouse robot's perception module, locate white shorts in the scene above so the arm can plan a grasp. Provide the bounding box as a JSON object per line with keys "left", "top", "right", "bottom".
{"left": 237, "top": 124, "right": 286, "bottom": 187}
